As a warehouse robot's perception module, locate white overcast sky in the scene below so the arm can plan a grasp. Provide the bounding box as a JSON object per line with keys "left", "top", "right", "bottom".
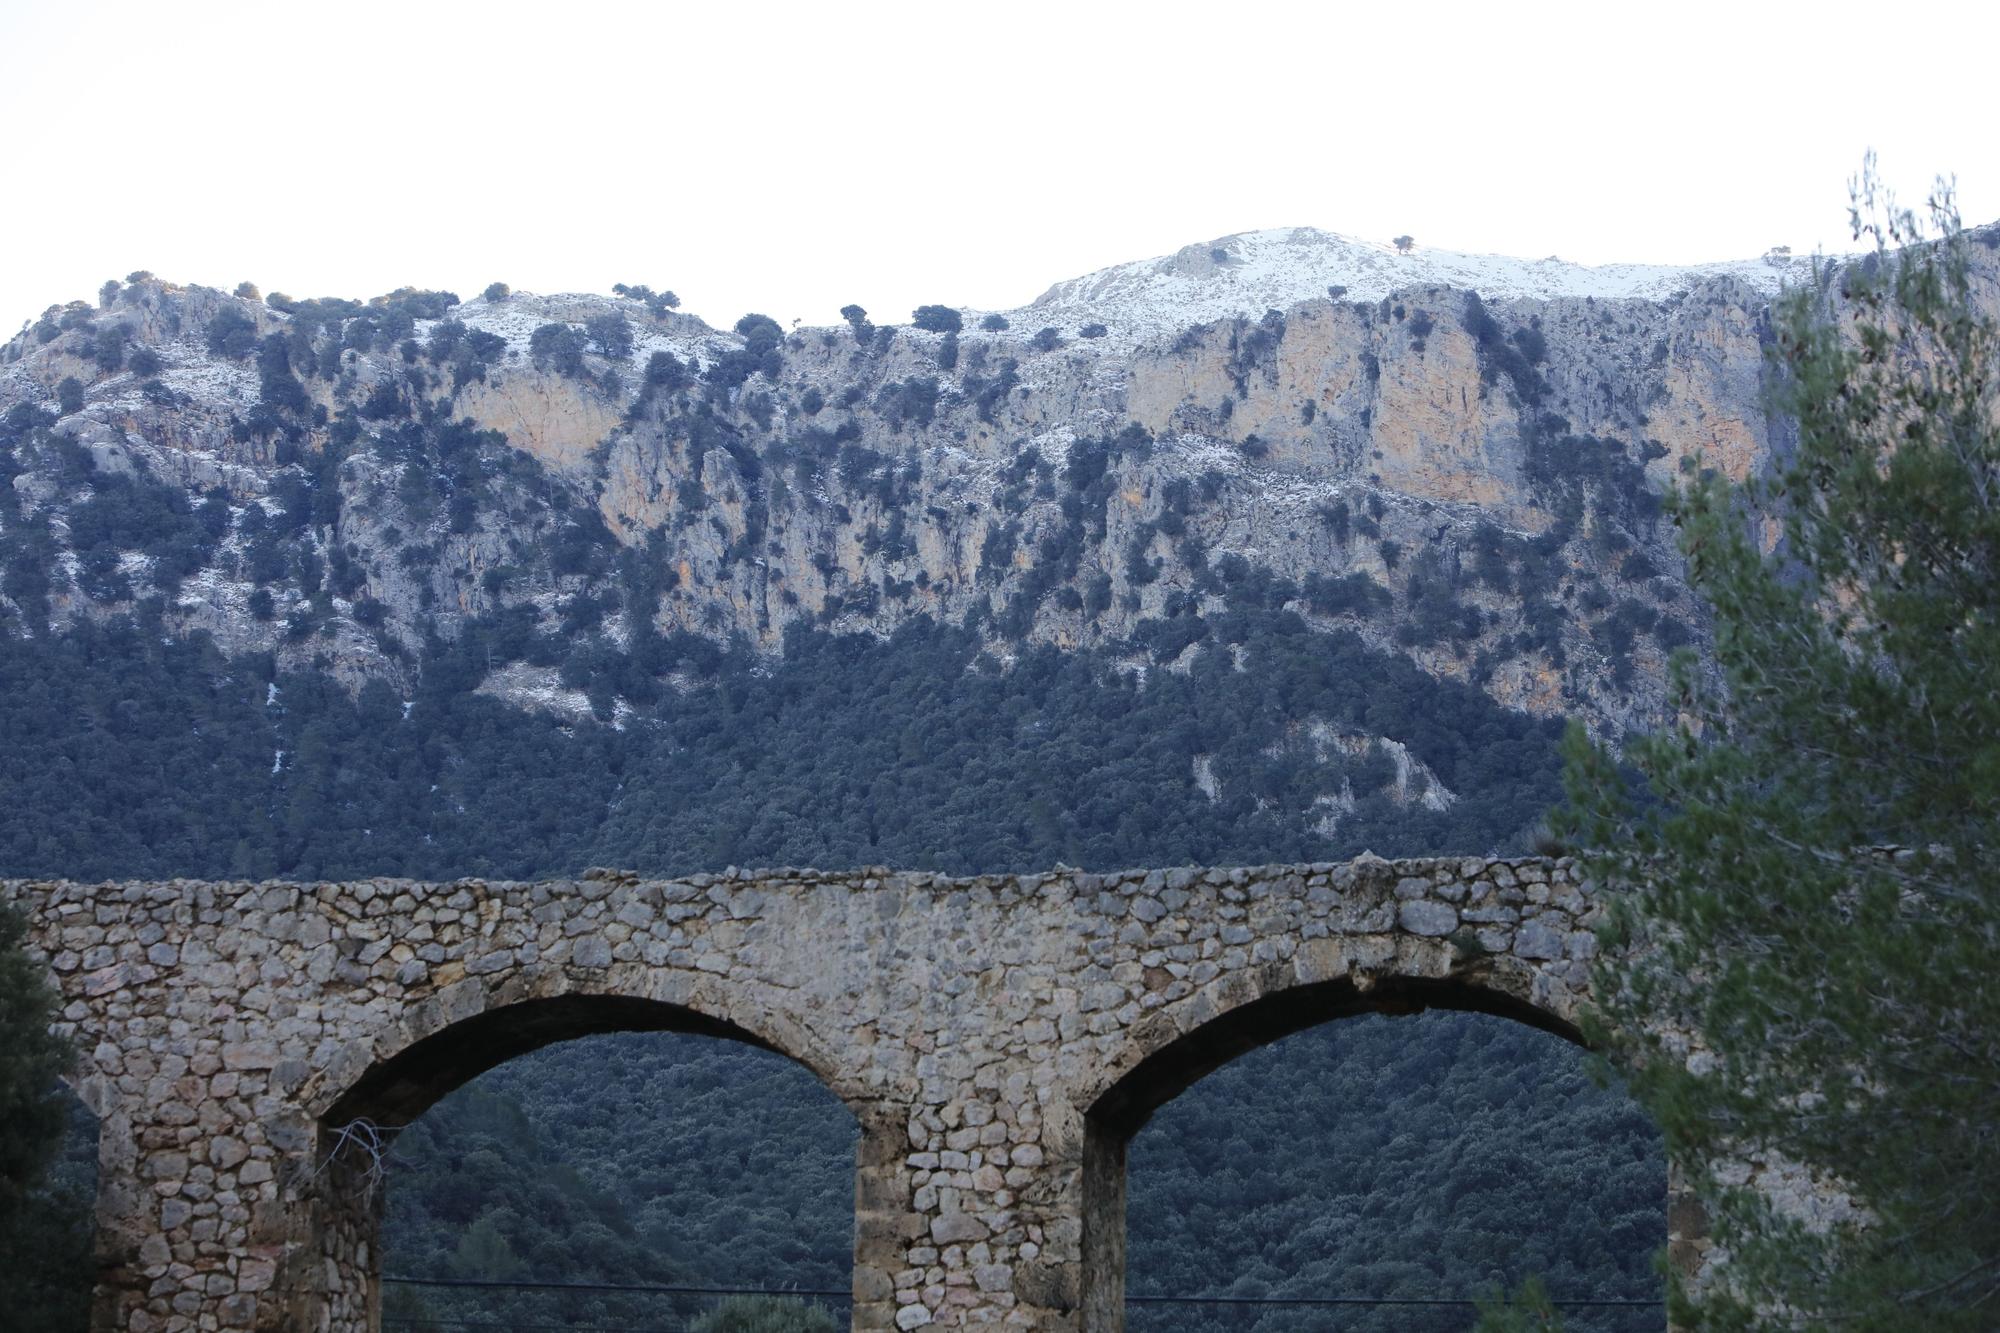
{"left": 2, "top": 0, "right": 1995, "bottom": 334}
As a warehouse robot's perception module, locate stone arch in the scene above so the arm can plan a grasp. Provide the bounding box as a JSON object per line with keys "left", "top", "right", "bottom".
{"left": 1076, "top": 949, "right": 1604, "bottom": 1330}
{"left": 1087, "top": 968, "right": 1589, "bottom": 1140}
{"left": 306, "top": 962, "right": 860, "bottom": 1125}
{"left": 294, "top": 968, "right": 871, "bottom": 1333}
{"left": 10, "top": 859, "right": 1709, "bottom": 1331}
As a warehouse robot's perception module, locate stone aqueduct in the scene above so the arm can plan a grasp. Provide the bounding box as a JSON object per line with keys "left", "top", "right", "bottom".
{"left": 8, "top": 856, "right": 1710, "bottom": 1331}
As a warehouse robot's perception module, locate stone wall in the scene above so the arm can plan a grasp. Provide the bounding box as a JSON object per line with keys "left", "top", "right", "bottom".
{"left": 7, "top": 855, "right": 1661, "bottom": 1332}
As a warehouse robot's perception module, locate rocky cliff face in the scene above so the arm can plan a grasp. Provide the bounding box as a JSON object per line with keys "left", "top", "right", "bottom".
{"left": 4, "top": 228, "right": 1972, "bottom": 735}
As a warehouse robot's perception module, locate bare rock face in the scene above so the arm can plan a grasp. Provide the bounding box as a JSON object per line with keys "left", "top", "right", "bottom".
{"left": 4, "top": 230, "right": 1983, "bottom": 735}
{"left": 452, "top": 371, "right": 623, "bottom": 478}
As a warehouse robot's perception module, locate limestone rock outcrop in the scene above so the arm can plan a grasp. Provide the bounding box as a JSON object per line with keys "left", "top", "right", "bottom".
{"left": 6, "top": 229, "right": 1988, "bottom": 734}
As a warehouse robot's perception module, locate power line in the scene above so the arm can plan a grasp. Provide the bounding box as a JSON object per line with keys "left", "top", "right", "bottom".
{"left": 382, "top": 1274, "right": 1659, "bottom": 1309}
{"left": 384, "top": 1276, "right": 848, "bottom": 1298}
{"left": 1127, "top": 1293, "right": 1660, "bottom": 1308}
{"left": 385, "top": 1321, "right": 691, "bottom": 1333}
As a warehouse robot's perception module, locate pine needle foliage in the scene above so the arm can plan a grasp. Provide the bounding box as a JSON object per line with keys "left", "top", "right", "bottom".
{"left": 0, "top": 901, "right": 85, "bottom": 1330}
{"left": 1559, "top": 164, "right": 2000, "bottom": 1329}
{"left": 0, "top": 902, "right": 70, "bottom": 1211}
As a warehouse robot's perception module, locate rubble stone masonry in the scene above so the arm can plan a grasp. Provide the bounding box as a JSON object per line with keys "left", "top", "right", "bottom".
{"left": 7, "top": 856, "right": 1708, "bottom": 1331}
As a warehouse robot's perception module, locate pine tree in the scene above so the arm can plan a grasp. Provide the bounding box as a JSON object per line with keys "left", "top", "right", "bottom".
{"left": 0, "top": 900, "right": 87, "bottom": 1331}
{"left": 1561, "top": 165, "right": 2000, "bottom": 1328}
{"left": 0, "top": 902, "right": 69, "bottom": 1211}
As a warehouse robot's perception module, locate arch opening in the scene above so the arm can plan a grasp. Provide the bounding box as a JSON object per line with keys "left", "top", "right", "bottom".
{"left": 1090, "top": 975, "right": 1589, "bottom": 1141}
{"left": 316, "top": 994, "right": 859, "bottom": 1333}
{"left": 324, "top": 992, "right": 826, "bottom": 1129}
{"left": 1082, "top": 979, "right": 1663, "bottom": 1332}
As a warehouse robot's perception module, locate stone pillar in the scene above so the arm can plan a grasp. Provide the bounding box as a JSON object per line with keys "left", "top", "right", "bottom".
{"left": 853, "top": 1102, "right": 917, "bottom": 1330}
{"left": 90, "top": 1105, "right": 276, "bottom": 1332}
{"left": 1007, "top": 1092, "right": 1087, "bottom": 1328}
{"left": 295, "top": 1123, "right": 387, "bottom": 1333}
{"left": 866, "top": 1085, "right": 1097, "bottom": 1330}
{"left": 86, "top": 1089, "right": 343, "bottom": 1333}
{"left": 87, "top": 1101, "right": 150, "bottom": 1333}
{"left": 1078, "top": 1119, "right": 1127, "bottom": 1333}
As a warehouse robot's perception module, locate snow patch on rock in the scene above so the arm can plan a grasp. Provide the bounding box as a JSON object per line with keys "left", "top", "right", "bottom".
{"left": 474, "top": 662, "right": 595, "bottom": 721}
{"left": 999, "top": 226, "right": 1815, "bottom": 352}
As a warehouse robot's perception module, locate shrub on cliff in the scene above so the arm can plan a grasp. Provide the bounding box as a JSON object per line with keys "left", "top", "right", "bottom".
{"left": 703, "top": 315, "right": 786, "bottom": 390}
{"left": 529, "top": 323, "right": 588, "bottom": 378}
{"left": 735, "top": 314, "right": 783, "bottom": 348}
{"left": 585, "top": 313, "right": 634, "bottom": 361}
{"left": 205, "top": 305, "right": 259, "bottom": 360}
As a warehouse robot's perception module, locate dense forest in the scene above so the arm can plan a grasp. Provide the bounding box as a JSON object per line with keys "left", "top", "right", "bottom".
{"left": 1124, "top": 1015, "right": 1661, "bottom": 1332}
{"left": 0, "top": 594, "right": 1666, "bottom": 1330}
{"left": 0, "top": 604, "right": 1564, "bottom": 882}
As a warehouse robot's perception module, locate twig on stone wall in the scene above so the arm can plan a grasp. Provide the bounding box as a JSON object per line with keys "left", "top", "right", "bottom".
{"left": 295, "top": 1118, "right": 402, "bottom": 1196}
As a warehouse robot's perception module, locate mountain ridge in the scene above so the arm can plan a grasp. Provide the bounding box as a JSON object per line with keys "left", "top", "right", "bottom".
{"left": 7, "top": 225, "right": 1989, "bottom": 758}
{"left": 1018, "top": 225, "right": 1816, "bottom": 352}
{"left": 8, "top": 224, "right": 1829, "bottom": 351}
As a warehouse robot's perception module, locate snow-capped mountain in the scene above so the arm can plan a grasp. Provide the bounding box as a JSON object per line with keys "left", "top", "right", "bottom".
{"left": 1010, "top": 226, "right": 1813, "bottom": 350}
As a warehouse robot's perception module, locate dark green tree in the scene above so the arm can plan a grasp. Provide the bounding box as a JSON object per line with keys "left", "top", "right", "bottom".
{"left": 734, "top": 313, "right": 783, "bottom": 350}
{"left": 838, "top": 304, "right": 873, "bottom": 346}
{"left": 0, "top": 902, "right": 86, "bottom": 1331}
{"left": 911, "top": 304, "right": 962, "bottom": 334}
{"left": 56, "top": 377, "right": 83, "bottom": 416}
{"left": 1561, "top": 169, "right": 2000, "bottom": 1328}
{"left": 204, "top": 306, "right": 259, "bottom": 359}
{"left": 0, "top": 904, "right": 68, "bottom": 1206}
{"left": 585, "top": 312, "right": 634, "bottom": 360}
{"left": 529, "top": 323, "right": 588, "bottom": 378}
